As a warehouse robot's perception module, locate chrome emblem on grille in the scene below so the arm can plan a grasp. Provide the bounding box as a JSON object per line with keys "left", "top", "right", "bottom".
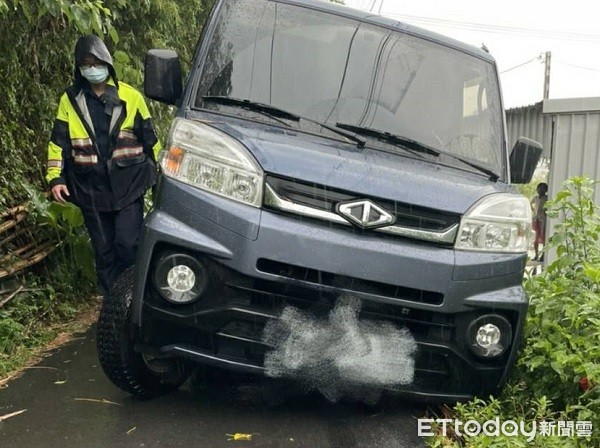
{"left": 336, "top": 200, "right": 395, "bottom": 229}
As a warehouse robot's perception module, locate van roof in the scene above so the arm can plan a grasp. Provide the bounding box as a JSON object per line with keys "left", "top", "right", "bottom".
{"left": 275, "top": 0, "right": 496, "bottom": 63}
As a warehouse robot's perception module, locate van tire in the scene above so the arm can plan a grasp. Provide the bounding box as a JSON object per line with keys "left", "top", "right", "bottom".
{"left": 97, "top": 266, "right": 188, "bottom": 398}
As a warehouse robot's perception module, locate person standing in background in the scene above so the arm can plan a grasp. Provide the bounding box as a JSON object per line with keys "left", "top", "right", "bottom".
{"left": 531, "top": 182, "right": 548, "bottom": 261}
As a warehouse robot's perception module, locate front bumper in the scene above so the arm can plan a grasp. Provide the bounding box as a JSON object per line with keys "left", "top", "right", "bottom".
{"left": 132, "top": 177, "right": 528, "bottom": 402}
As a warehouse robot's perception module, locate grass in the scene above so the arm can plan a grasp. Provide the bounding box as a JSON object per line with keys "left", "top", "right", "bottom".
{"left": 0, "top": 265, "right": 98, "bottom": 381}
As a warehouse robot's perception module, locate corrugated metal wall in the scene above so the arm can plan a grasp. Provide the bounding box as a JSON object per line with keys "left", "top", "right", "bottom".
{"left": 549, "top": 113, "right": 600, "bottom": 204}
{"left": 506, "top": 102, "right": 553, "bottom": 158}
{"left": 506, "top": 99, "right": 600, "bottom": 204}
{"left": 506, "top": 98, "right": 600, "bottom": 265}
{"left": 543, "top": 99, "right": 600, "bottom": 205}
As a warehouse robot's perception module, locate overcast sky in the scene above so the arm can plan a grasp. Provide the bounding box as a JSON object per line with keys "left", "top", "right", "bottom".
{"left": 342, "top": 0, "right": 600, "bottom": 109}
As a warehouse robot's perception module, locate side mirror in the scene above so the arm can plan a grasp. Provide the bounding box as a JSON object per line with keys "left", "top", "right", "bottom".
{"left": 144, "top": 49, "right": 182, "bottom": 105}
{"left": 509, "top": 137, "right": 543, "bottom": 184}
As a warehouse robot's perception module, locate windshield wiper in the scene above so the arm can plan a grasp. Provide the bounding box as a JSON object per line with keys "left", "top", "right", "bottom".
{"left": 336, "top": 123, "right": 499, "bottom": 181}
{"left": 335, "top": 123, "right": 439, "bottom": 158}
{"left": 436, "top": 151, "right": 500, "bottom": 182}
{"left": 202, "top": 96, "right": 366, "bottom": 148}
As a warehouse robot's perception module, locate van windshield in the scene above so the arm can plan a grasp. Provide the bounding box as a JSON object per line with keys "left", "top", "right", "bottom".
{"left": 193, "top": 0, "right": 505, "bottom": 175}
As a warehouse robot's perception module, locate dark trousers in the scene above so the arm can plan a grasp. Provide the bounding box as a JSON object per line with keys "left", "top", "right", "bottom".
{"left": 82, "top": 198, "right": 144, "bottom": 295}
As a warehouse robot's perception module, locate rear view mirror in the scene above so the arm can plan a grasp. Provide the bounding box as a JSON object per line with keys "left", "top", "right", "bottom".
{"left": 509, "top": 137, "right": 543, "bottom": 184}
{"left": 144, "top": 49, "right": 182, "bottom": 105}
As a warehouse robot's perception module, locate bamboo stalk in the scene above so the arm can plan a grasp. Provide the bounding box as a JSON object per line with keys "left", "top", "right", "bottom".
{"left": 0, "top": 226, "right": 31, "bottom": 248}
{"left": 0, "top": 287, "right": 41, "bottom": 295}
{"left": 0, "top": 205, "right": 27, "bottom": 219}
{"left": 0, "top": 212, "right": 26, "bottom": 234}
{"left": 0, "top": 239, "right": 53, "bottom": 265}
{"left": 2, "top": 241, "right": 37, "bottom": 259}
{"left": 0, "top": 285, "right": 24, "bottom": 309}
{"left": 0, "top": 242, "right": 58, "bottom": 280}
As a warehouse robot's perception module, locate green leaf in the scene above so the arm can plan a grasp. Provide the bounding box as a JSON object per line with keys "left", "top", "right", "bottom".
{"left": 70, "top": 5, "right": 88, "bottom": 32}
{"left": 583, "top": 262, "right": 600, "bottom": 283}
{"left": 23, "top": 183, "right": 49, "bottom": 215}
{"left": 556, "top": 190, "right": 573, "bottom": 201}
{"left": 113, "top": 50, "right": 130, "bottom": 63}
{"left": 108, "top": 26, "right": 119, "bottom": 44}
{"left": 47, "top": 202, "right": 64, "bottom": 224}
{"left": 20, "top": 1, "right": 31, "bottom": 20}
{"left": 73, "top": 238, "right": 96, "bottom": 281}
{"left": 92, "top": 17, "right": 103, "bottom": 35}
{"left": 61, "top": 203, "right": 84, "bottom": 227}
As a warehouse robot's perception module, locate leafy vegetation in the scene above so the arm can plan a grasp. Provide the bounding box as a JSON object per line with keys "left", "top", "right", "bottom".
{"left": 0, "top": 0, "right": 215, "bottom": 377}
{"left": 428, "top": 177, "right": 600, "bottom": 447}
{"left": 0, "top": 268, "right": 98, "bottom": 377}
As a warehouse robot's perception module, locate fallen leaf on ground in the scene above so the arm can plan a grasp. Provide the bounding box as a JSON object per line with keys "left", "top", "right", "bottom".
{"left": 226, "top": 433, "right": 259, "bottom": 441}
{"left": 0, "top": 409, "right": 27, "bottom": 422}
{"left": 0, "top": 374, "right": 20, "bottom": 388}
{"left": 74, "top": 398, "right": 122, "bottom": 406}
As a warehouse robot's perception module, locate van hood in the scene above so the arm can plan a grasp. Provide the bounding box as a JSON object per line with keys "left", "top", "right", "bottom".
{"left": 189, "top": 113, "right": 512, "bottom": 215}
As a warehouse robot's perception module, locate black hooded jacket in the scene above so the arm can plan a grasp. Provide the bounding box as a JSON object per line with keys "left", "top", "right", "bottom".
{"left": 74, "top": 35, "right": 117, "bottom": 86}
{"left": 46, "top": 35, "right": 160, "bottom": 211}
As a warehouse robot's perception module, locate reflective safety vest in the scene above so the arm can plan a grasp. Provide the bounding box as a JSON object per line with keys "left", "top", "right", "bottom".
{"left": 46, "top": 81, "right": 161, "bottom": 211}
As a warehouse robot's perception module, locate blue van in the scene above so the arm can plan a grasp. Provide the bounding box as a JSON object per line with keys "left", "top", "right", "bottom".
{"left": 96, "top": 0, "right": 542, "bottom": 401}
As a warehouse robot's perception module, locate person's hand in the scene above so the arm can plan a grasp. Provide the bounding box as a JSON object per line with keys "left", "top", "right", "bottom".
{"left": 51, "top": 184, "right": 70, "bottom": 203}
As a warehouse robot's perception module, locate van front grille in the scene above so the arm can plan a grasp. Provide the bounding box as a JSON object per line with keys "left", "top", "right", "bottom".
{"left": 265, "top": 174, "right": 460, "bottom": 233}
{"left": 256, "top": 258, "right": 444, "bottom": 306}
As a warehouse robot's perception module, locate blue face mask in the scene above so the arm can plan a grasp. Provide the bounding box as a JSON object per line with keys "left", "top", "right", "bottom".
{"left": 80, "top": 65, "right": 109, "bottom": 84}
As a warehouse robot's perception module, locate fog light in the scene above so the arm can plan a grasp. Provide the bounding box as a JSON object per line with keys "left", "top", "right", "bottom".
{"left": 467, "top": 314, "right": 512, "bottom": 359}
{"left": 476, "top": 323, "right": 501, "bottom": 348}
{"left": 167, "top": 265, "right": 196, "bottom": 292}
{"left": 153, "top": 252, "right": 207, "bottom": 304}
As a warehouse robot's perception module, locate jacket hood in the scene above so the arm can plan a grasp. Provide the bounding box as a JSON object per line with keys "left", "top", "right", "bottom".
{"left": 73, "top": 35, "right": 118, "bottom": 89}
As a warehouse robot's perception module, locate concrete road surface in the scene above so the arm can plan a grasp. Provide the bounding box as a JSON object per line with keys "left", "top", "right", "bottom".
{"left": 0, "top": 326, "right": 429, "bottom": 448}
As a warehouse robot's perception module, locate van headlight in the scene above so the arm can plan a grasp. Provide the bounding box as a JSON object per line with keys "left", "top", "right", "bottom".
{"left": 160, "top": 118, "right": 264, "bottom": 207}
{"left": 455, "top": 194, "right": 532, "bottom": 253}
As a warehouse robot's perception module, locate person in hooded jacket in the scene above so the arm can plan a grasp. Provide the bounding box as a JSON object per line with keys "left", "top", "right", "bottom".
{"left": 46, "top": 35, "right": 161, "bottom": 296}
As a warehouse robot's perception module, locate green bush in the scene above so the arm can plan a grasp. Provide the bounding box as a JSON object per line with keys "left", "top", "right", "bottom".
{"left": 428, "top": 177, "right": 600, "bottom": 447}
{"left": 0, "top": 265, "right": 97, "bottom": 376}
